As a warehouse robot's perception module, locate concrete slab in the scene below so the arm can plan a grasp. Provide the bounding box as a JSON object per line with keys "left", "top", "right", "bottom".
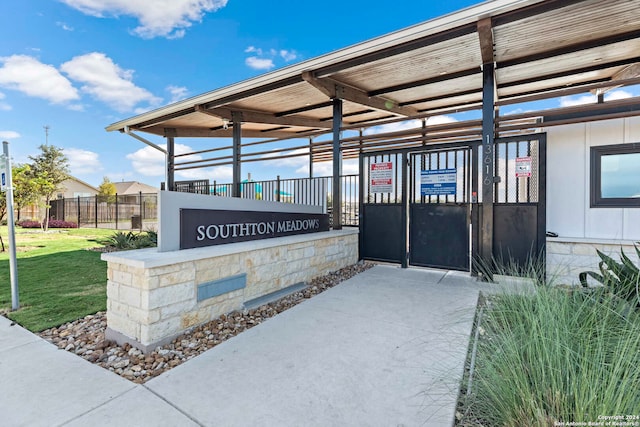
{"left": 0, "top": 314, "right": 40, "bottom": 352}
{"left": 64, "top": 386, "right": 200, "bottom": 427}
{"left": 0, "top": 325, "right": 135, "bottom": 427}
{"left": 147, "top": 265, "right": 479, "bottom": 426}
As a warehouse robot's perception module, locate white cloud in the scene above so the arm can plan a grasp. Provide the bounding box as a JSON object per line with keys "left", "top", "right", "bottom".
{"left": 365, "top": 115, "right": 457, "bottom": 135}
{"left": 0, "top": 131, "right": 20, "bottom": 139}
{"left": 300, "top": 159, "right": 359, "bottom": 177}
{"left": 244, "top": 46, "right": 299, "bottom": 70}
{"left": 127, "top": 143, "right": 221, "bottom": 179}
{"left": 244, "top": 46, "right": 262, "bottom": 55}
{"left": 56, "top": 21, "right": 74, "bottom": 31}
{"left": 245, "top": 56, "right": 275, "bottom": 71}
{"left": 0, "top": 55, "right": 79, "bottom": 104}
{"left": 66, "top": 148, "right": 103, "bottom": 175}
{"left": 0, "top": 91, "right": 10, "bottom": 110}
{"left": 61, "top": 52, "right": 161, "bottom": 112}
{"left": 60, "top": 0, "right": 228, "bottom": 39}
{"left": 559, "top": 89, "right": 633, "bottom": 107}
{"left": 279, "top": 49, "right": 298, "bottom": 62}
{"left": 126, "top": 145, "right": 167, "bottom": 177}
{"left": 166, "top": 85, "right": 189, "bottom": 103}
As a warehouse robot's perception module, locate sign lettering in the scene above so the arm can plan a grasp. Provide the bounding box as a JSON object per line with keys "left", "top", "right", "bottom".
{"left": 180, "top": 209, "right": 330, "bottom": 249}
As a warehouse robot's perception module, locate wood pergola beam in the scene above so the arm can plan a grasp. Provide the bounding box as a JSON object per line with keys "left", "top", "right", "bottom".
{"left": 477, "top": 18, "right": 495, "bottom": 65}
{"left": 301, "top": 72, "right": 420, "bottom": 117}
{"left": 195, "top": 105, "right": 331, "bottom": 129}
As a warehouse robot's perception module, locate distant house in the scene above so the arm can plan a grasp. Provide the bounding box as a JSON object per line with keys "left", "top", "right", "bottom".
{"left": 113, "top": 181, "right": 158, "bottom": 195}
{"left": 19, "top": 176, "right": 99, "bottom": 221}
{"left": 57, "top": 176, "right": 99, "bottom": 199}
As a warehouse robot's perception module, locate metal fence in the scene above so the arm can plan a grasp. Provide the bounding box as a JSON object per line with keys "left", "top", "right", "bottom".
{"left": 49, "top": 175, "right": 360, "bottom": 230}
{"left": 49, "top": 192, "right": 158, "bottom": 230}
{"left": 175, "top": 175, "right": 360, "bottom": 227}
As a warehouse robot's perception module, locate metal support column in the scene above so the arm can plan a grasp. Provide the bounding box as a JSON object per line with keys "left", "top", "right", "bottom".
{"left": 309, "top": 137, "right": 314, "bottom": 178}
{"left": 165, "top": 128, "right": 176, "bottom": 191}
{"left": 232, "top": 111, "right": 242, "bottom": 198}
{"left": 332, "top": 98, "right": 343, "bottom": 230}
{"left": 481, "top": 63, "right": 496, "bottom": 269}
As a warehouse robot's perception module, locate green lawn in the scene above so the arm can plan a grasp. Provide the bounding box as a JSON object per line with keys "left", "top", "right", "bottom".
{"left": 0, "top": 227, "right": 114, "bottom": 331}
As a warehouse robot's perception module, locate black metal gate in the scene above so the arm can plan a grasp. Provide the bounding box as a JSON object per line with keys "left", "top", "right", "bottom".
{"left": 359, "top": 133, "right": 546, "bottom": 272}
{"left": 491, "top": 134, "right": 546, "bottom": 271}
{"left": 408, "top": 147, "right": 472, "bottom": 270}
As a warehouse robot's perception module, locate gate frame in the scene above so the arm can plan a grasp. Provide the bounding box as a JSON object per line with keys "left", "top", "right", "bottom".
{"left": 359, "top": 132, "right": 546, "bottom": 273}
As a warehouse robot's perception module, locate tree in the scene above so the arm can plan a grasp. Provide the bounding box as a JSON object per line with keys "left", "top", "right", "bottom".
{"left": 28, "top": 145, "right": 69, "bottom": 231}
{"left": 97, "top": 177, "right": 117, "bottom": 203}
{"left": 0, "top": 164, "right": 42, "bottom": 223}
{"left": 12, "top": 164, "right": 41, "bottom": 222}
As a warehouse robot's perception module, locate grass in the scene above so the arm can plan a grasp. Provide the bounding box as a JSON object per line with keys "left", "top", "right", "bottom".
{"left": 460, "top": 286, "right": 640, "bottom": 426}
{"left": 0, "top": 227, "right": 114, "bottom": 331}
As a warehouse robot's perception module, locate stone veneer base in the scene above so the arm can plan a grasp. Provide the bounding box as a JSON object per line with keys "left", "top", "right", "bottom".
{"left": 102, "top": 229, "right": 359, "bottom": 353}
{"left": 546, "top": 237, "right": 639, "bottom": 285}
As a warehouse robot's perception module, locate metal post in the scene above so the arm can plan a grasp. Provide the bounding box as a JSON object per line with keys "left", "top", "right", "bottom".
{"left": 139, "top": 191, "right": 143, "bottom": 226}
{"left": 165, "top": 128, "right": 176, "bottom": 191}
{"left": 77, "top": 196, "right": 81, "bottom": 228}
{"left": 115, "top": 193, "right": 119, "bottom": 230}
{"left": 332, "top": 98, "right": 343, "bottom": 230}
{"left": 401, "top": 152, "right": 409, "bottom": 268}
{"left": 276, "top": 175, "right": 281, "bottom": 202}
{"left": 309, "top": 137, "right": 314, "bottom": 178}
{"left": 3, "top": 141, "right": 19, "bottom": 310}
{"left": 481, "top": 62, "right": 496, "bottom": 269}
{"left": 232, "top": 111, "right": 242, "bottom": 198}
{"left": 94, "top": 194, "right": 98, "bottom": 228}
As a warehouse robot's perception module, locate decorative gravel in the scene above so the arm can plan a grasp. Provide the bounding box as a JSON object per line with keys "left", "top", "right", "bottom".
{"left": 38, "top": 261, "right": 374, "bottom": 384}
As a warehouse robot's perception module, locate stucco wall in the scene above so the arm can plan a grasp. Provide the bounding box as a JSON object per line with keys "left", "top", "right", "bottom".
{"left": 545, "top": 117, "right": 640, "bottom": 284}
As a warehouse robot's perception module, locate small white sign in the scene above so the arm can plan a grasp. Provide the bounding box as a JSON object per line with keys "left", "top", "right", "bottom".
{"left": 370, "top": 162, "right": 394, "bottom": 193}
{"left": 515, "top": 156, "right": 532, "bottom": 178}
{"left": 0, "top": 154, "right": 7, "bottom": 192}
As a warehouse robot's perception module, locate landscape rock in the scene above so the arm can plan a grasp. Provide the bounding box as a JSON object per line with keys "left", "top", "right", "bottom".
{"left": 38, "top": 262, "right": 373, "bottom": 383}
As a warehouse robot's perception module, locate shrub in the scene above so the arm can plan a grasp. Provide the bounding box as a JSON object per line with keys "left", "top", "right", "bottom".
{"left": 17, "top": 220, "right": 78, "bottom": 229}
{"left": 108, "top": 230, "right": 157, "bottom": 250}
{"left": 17, "top": 220, "right": 41, "bottom": 228}
{"left": 48, "top": 220, "right": 78, "bottom": 229}
{"left": 579, "top": 246, "right": 640, "bottom": 310}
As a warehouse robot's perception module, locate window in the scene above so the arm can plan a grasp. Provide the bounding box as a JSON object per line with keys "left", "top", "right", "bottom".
{"left": 591, "top": 143, "right": 640, "bottom": 207}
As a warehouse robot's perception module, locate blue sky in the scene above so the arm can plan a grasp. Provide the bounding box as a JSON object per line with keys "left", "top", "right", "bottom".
{"left": 0, "top": 0, "right": 637, "bottom": 189}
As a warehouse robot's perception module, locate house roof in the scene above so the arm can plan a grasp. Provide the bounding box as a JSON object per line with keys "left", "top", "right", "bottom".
{"left": 114, "top": 181, "right": 158, "bottom": 195}
{"left": 64, "top": 176, "right": 99, "bottom": 192}
{"left": 106, "top": 0, "right": 640, "bottom": 164}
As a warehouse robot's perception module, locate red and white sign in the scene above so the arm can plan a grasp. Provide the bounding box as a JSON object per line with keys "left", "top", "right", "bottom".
{"left": 515, "top": 156, "right": 532, "bottom": 178}
{"left": 370, "top": 162, "right": 394, "bottom": 193}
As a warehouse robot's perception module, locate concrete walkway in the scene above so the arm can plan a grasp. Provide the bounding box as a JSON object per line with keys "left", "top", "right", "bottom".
{"left": 1, "top": 265, "right": 488, "bottom": 427}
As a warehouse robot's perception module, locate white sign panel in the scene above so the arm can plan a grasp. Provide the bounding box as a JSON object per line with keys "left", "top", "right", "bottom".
{"left": 0, "top": 154, "right": 7, "bottom": 192}
{"left": 515, "top": 156, "right": 532, "bottom": 178}
{"left": 421, "top": 168, "right": 457, "bottom": 196}
{"left": 370, "top": 162, "right": 394, "bottom": 193}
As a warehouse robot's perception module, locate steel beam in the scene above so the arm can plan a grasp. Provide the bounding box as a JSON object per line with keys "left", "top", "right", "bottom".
{"left": 165, "top": 128, "right": 176, "bottom": 191}
{"left": 332, "top": 98, "right": 343, "bottom": 230}
{"left": 232, "top": 111, "right": 242, "bottom": 197}
{"left": 481, "top": 63, "right": 496, "bottom": 269}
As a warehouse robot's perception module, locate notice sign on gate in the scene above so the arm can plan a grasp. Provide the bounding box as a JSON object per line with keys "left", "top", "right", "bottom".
{"left": 421, "top": 168, "right": 457, "bottom": 196}
{"left": 370, "top": 162, "right": 394, "bottom": 193}
{"left": 515, "top": 156, "right": 532, "bottom": 177}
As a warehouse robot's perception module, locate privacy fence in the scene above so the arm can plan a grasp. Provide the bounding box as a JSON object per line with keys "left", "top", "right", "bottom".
{"left": 49, "top": 175, "right": 360, "bottom": 230}
{"left": 49, "top": 192, "right": 158, "bottom": 230}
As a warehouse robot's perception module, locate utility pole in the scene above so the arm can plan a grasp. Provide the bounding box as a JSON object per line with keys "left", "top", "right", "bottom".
{"left": 43, "top": 125, "right": 50, "bottom": 145}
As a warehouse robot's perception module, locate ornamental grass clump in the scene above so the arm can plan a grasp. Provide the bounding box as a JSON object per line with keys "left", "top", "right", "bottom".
{"left": 462, "top": 287, "right": 640, "bottom": 426}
